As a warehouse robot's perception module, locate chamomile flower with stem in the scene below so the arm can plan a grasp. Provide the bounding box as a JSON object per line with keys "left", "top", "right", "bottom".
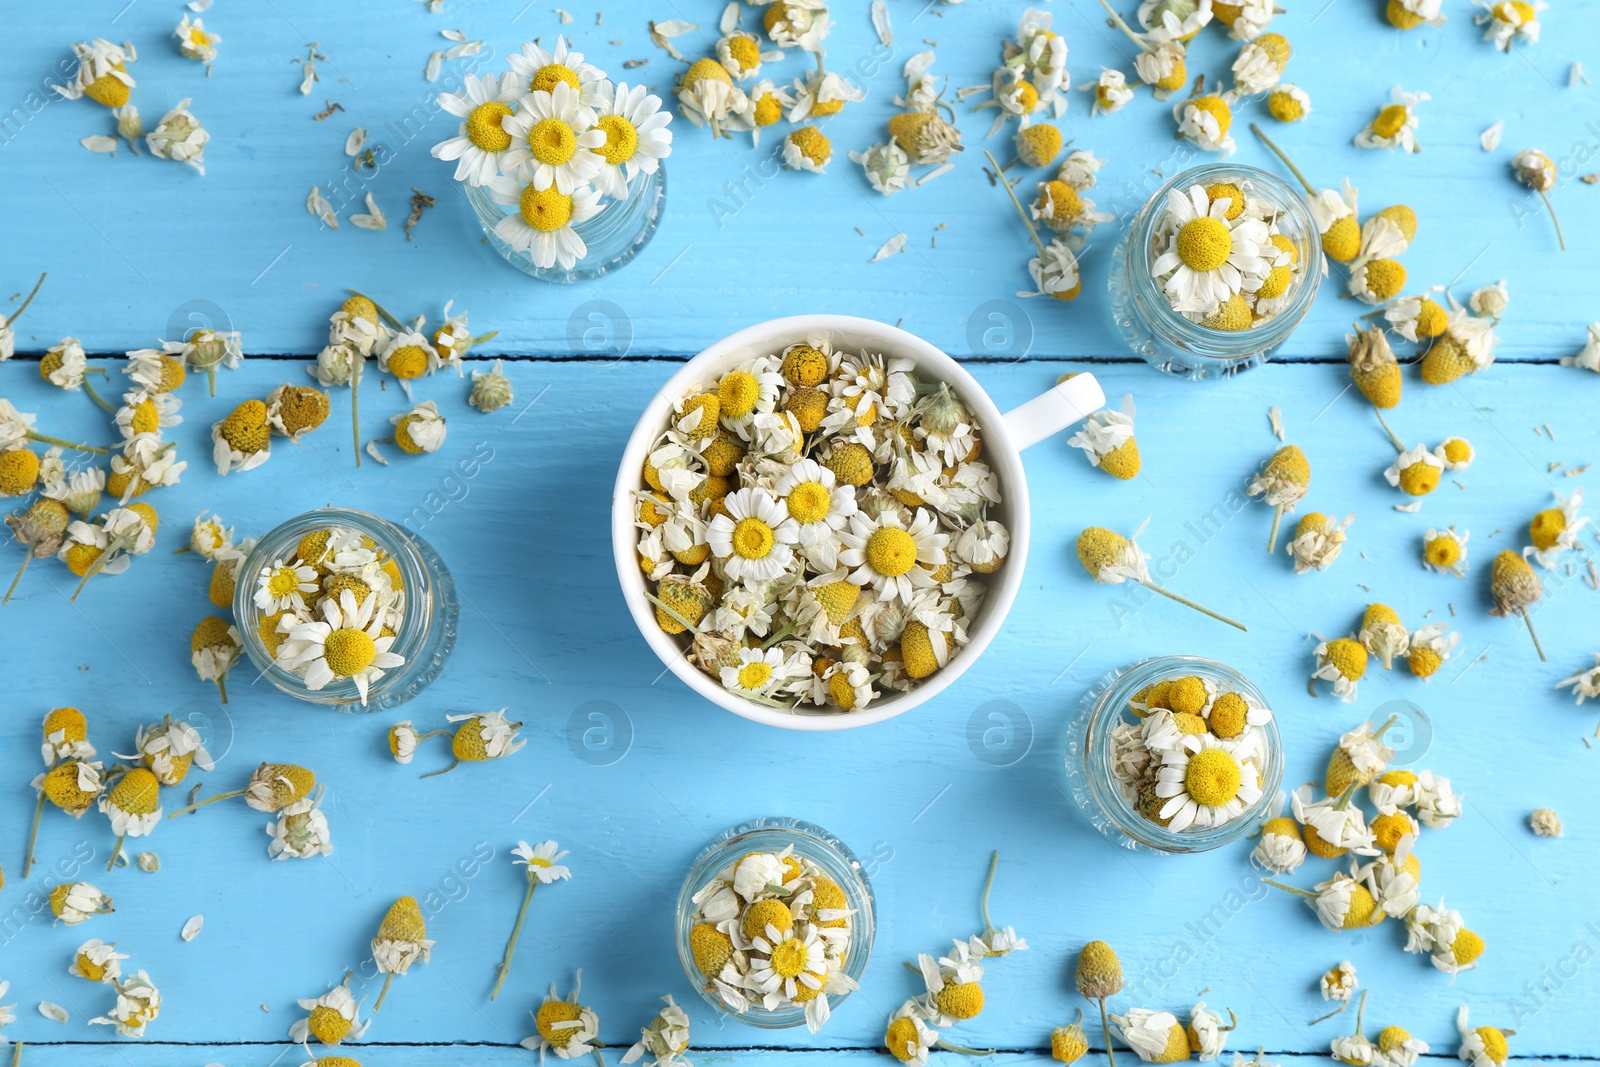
{"left": 26, "top": 757, "right": 103, "bottom": 878}
{"left": 1489, "top": 549, "right": 1545, "bottom": 661}
{"left": 1510, "top": 149, "right": 1563, "bottom": 250}
{"left": 371, "top": 896, "right": 434, "bottom": 1012}
{"left": 167, "top": 762, "right": 317, "bottom": 819}
{"left": 1077, "top": 524, "right": 1247, "bottom": 630}
{"left": 49, "top": 880, "right": 114, "bottom": 925}
{"left": 420, "top": 709, "right": 526, "bottom": 778}
{"left": 190, "top": 616, "right": 241, "bottom": 704}
{"left": 1265, "top": 869, "right": 1383, "bottom": 932}
{"left": 1248, "top": 444, "right": 1310, "bottom": 553}
{"left": 0, "top": 271, "right": 47, "bottom": 360}
{"left": 68, "top": 504, "right": 159, "bottom": 603}
{"left": 0, "top": 398, "right": 110, "bottom": 456}
{"left": 1076, "top": 940, "right": 1124, "bottom": 1067}
{"left": 3, "top": 497, "right": 70, "bottom": 603}
{"left": 1310, "top": 961, "right": 1358, "bottom": 1024}
{"left": 985, "top": 149, "right": 1083, "bottom": 302}
{"left": 521, "top": 975, "right": 602, "bottom": 1063}
{"left": 99, "top": 767, "right": 163, "bottom": 872}
{"left": 489, "top": 840, "right": 572, "bottom": 1001}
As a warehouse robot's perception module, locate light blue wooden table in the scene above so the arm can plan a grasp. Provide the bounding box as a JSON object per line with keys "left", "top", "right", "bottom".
{"left": 2, "top": 1, "right": 1597, "bottom": 1064}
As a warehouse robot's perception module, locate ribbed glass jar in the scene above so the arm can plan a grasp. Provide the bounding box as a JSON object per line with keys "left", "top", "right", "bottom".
{"left": 675, "top": 817, "right": 874, "bottom": 1029}
{"left": 463, "top": 165, "right": 666, "bottom": 283}
{"left": 1064, "top": 655, "right": 1283, "bottom": 853}
{"left": 233, "top": 507, "right": 459, "bottom": 712}
{"left": 1107, "top": 163, "right": 1320, "bottom": 380}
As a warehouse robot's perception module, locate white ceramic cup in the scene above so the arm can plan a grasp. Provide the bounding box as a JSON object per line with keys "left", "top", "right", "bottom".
{"left": 611, "top": 315, "right": 1106, "bottom": 731}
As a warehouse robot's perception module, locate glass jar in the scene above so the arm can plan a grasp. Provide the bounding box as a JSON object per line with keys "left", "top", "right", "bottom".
{"left": 1107, "top": 163, "right": 1320, "bottom": 381}
{"left": 234, "top": 507, "right": 459, "bottom": 712}
{"left": 675, "top": 817, "right": 875, "bottom": 1029}
{"left": 1064, "top": 655, "right": 1283, "bottom": 854}
{"left": 463, "top": 166, "right": 667, "bottom": 283}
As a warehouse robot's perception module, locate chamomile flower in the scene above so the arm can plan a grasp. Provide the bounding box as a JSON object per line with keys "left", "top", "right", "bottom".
{"left": 522, "top": 976, "right": 601, "bottom": 1061}
{"left": 783, "top": 126, "right": 833, "bottom": 172}
{"left": 1086, "top": 68, "right": 1135, "bottom": 115}
{"left": 1557, "top": 653, "right": 1600, "bottom": 706}
{"left": 254, "top": 558, "right": 318, "bottom": 614}
{"left": 748, "top": 921, "right": 828, "bottom": 1006}
{"left": 1386, "top": 0, "right": 1446, "bottom": 27}
{"left": 1232, "top": 34, "right": 1291, "bottom": 96}
{"left": 715, "top": 4, "right": 780, "bottom": 79}
{"left": 191, "top": 616, "right": 242, "bottom": 703}
{"left": 789, "top": 69, "right": 866, "bottom": 122}
{"left": 1406, "top": 622, "right": 1459, "bottom": 680}
{"left": 212, "top": 400, "right": 272, "bottom": 475}
{"left": 885, "top": 1001, "right": 940, "bottom": 1065}
{"left": 507, "top": 37, "right": 607, "bottom": 103}
{"left": 622, "top": 995, "right": 692, "bottom": 1067}
{"left": 40, "top": 337, "right": 88, "bottom": 390}
{"left": 1287, "top": 513, "right": 1353, "bottom": 574}
{"left": 708, "top": 487, "right": 801, "bottom": 585}
{"left": 1266, "top": 83, "right": 1312, "bottom": 122}
{"left": 1355, "top": 87, "right": 1427, "bottom": 153}
{"left": 56, "top": 39, "right": 137, "bottom": 107}
{"left": 588, "top": 81, "right": 673, "bottom": 200}
{"left": 290, "top": 978, "right": 369, "bottom": 1046}
{"left": 735, "top": 78, "right": 794, "bottom": 145}
{"left": 1293, "top": 782, "right": 1378, "bottom": 857}
{"left": 1140, "top": 0, "right": 1214, "bottom": 38}
{"left": 838, "top": 508, "right": 947, "bottom": 604}
{"left": 1135, "top": 39, "right": 1188, "bottom": 100}
{"left": 1560, "top": 323, "right": 1600, "bottom": 372}
{"left": 1361, "top": 852, "right": 1420, "bottom": 918}
{"left": 1530, "top": 808, "right": 1563, "bottom": 837}
{"left": 774, "top": 458, "right": 857, "bottom": 567}
{"left": 1067, "top": 395, "right": 1139, "bottom": 479}
{"left": 33, "top": 759, "right": 105, "bottom": 823}
{"left": 1422, "top": 527, "right": 1469, "bottom": 577}
{"left": 1154, "top": 736, "right": 1262, "bottom": 831}
{"left": 1357, "top": 604, "right": 1410, "bottom": 671}
{"left": 1249, "top": 444, "right": 1310, "bottom": 550}
{"left": 1188, "top": 1002, "right": 1237, "bottom": 1061}
{"left": 267, "top": 792, "right": 334, "bottom": 860}
{"left": 758, "top": 0, "right": 833, "bottom": 52}
{"left": 721, "top": 646, "right": 806, "bottom": 698}
{"left": 1321, "top": 961, "right": 1358, "bottom": 1003}
{"left": 1218, "top": 0, "right": 1278, "bottom": 38}
{"left": 1253, "top": 807, "right": 1308, "bottom": 874}
{"left": 503, "top": 82, "right": 605, "bottom": 194}
{"left": 1112, "top": 1008, "right": 1188, "bottom": 1063}
{"left": 851, "top": 141, "right": 911, "bottom": 195}
{"left": 1305, "top": 869, "right": 1383, "bottom": 930}
{"left": 174, "top": 15, "right": 220, "bottom": 63}
{"left": 265, "top": 384, "right": 330, "bottom": 442}
{"left": 99, "top": 767, "right": 163, "bottom": 865}
{"left": 1526, "top": 489, "right": 1589, "bottom": 569}
{"left": 122, "top": 716, "right": 213, "bottom": 786}
{"left": 677, "top": 58, "right": 748, "bottom": 137}
{"left": 276, "top": 588, "right": 404, "bottom": 704}
{"left": 1174, "top": 93, "right": 1238, "bottom": 155}
{"left": 916, "top": 951, "right": 985, "bottom": 1026}
{"left": 114, "top": 390, "right": 182, "bottom": 440}
{"left": 1412, "top": 770, "right": 1461, "bottom": 829}
{"left": 90, "top": 969, "right": 160, "bottom": 1037}
{"left": 1477, "top": 0, "right": 1544, "bottom": 51}
{"left": 471, "top": 360, "right": 515, "bottom": 412}
{"left": 371, "top": 896, "right": 434, "bottom": 1009}
{"left": 1470, "top": 280, "right": 1510, "bottom": 318}
{"left": 1384, "top": 445, "right": 1443, "bottom": 498}
{"left": 486, "top": 175, "right": 604, "bottom": 270}
{"left": 70, "top": 938, "right": 128, "bottom": 984}
{"left": 432, "top": 71, "right": 523, "bottom": 186}
{"left": 145, "top": 97, "right": 209, "bottom": 173}
{"left": 1022, "top": 239, "right": 1084, "bottom": 301}
{"left": 1151, "top": 184, "right": 1270, "bottom": 314}
{"left": 50, "top": 881, "right": 114, "bottom": 925}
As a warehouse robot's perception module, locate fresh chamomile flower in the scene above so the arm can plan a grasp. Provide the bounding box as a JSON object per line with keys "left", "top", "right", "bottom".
{"left": 1526, "top": 489, "right": 1589, "bottom": 569}
{"left": 392, "top": 400, "right": 448, "bottom": 455}
{"left": 50, "top": 881, "right": 113, "bottom": 925}
{"left": 784, "top": 126, "right": 833, "bottom": 173}
{"left": 788, "top": 69, "right": 866, "bottom": 122}
{"left": 885, "top": 1000, "right": 940, "bottom": 1065}
{"left": 1406, "top": 622, "right": 1459, "bottom": 680}
{"left": 431, "top": 71, "right": 523, "bottom": 186}
{"left": 145, "top": 97, "right": 208, "bottom": 173}
{"left": 173, "top": 15, "right": 220, "bottom": 63}
{"left": 470, "top": 360, "right": 514, "bottom": 412}
{"left": 90, "top": 968, "right": 161, "bottom": 1037}
{"left": 1478, "top": 0, "right": 1544, "bottom": 51}
{"left": 1151, "top": 183, "right": 1270, "bottom": 314}
{"left": 254, "top": 558, "right": 319, "bottom": 614}
{"left": 1266, "top": 83, "right": 1312, "bottom": 122}
{"left": 1111, "top": 1008, "right": 1188, "bottom": 1063}
{"left": 621, "top": 994, "right": 692, "bottom": 1067}
{"left": 1422, "top": 526, "right": 1469, "bottom": 577}
{"left": 290, "top": 976, "right": 369, "bottom": 1047}
{"left": 486, "top": 174, "right": 604, "bottom": 270}
{"left": 1068, "top": 395, "right": 1140, "bottom": 480}
{"left": 56, "top": 39, "right": 137, "bottom": 107}
{"left": 838, "top": 508, "right": 947, "bottom": 604}
{"left": 1154, "top": 735, "right": 1263, "bottom": 831}
{"left": 212, "top": 400, "right": 271, "bottom": 475}
{"left": 1022, "top": 239, "right": 1084, "bottom": 301}
{"left": 1287, "top": 513, "right": 1353, "bottom": 574}
{"left": 502, "top": 82, "right": 605, "bottom": 194}
{"left": 588, "top": 81, "right": 673, "bottom": 200}
{"left": 70, "top": 938, "right": 129, "bottom": 984}
{"left": 676, "top": 58, "right": 748, "bottom": 137}
{"left": 521, "top": 975, "right": 601, "bottom": 1061}
{"left": 1561, "top": 323, "right": 1600, "bottom": 372}
{"left": 851, "top": 141, "right": 911, "bottom": 195}
{"left": 1231, "top": 33, "right": 1291, "bottom": 96}
{"left": 1174, "top": 92, "right": 1237, "bottom": 154}
{"left": 1384, "top": 445, "right": 1443, "bottom": 498}
{"left": 276, "top": 588, "right": 405, "bottom": 704}
{"left": 1355, "top": 87, "right": 1427, "bottom": 153}
{"left": 508, "top": 37, "right": 607, "bottom": 102}
{"left": 1387, "top": 0, "right": 1446, "bottom": 27}
{"left": 371, "top": 896, "right": 434, "bottom": 1010}
{"left": 1086, "top": 68, "right": 1135, "bottom": 115}
{"left": 708, "top": 487, "right": 801, "bottom": 585}
{"left": 748, "top": 920, "right": 828, "bottom": 1007}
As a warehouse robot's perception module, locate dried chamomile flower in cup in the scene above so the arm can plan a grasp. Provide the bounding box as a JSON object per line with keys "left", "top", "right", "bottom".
{"left": 1526, "top": 489, "right": 1589, "bottom": 569}
{"left": 290, "top": 974, "right": 369, "bottom": 1047}
{"left": 1355, "top": 87, "right": 1427, "bottom": 153}
{"left": 70, "top": 938, "right": 128, "bottom": 984}
{"left": 371, "top": 895, "right": 434, "bottom": 1011}
{"left": 1477, "top": 0, "right": 1544, "bottom": 51}
{"left": 1247, "top": 444, "right": 1309, "bottom": 552}
{"left": 1488, "top": 549, "right": 1545, "bottom": 660}
{"left": 1265, "top": 84, "right": 1311, "bottom": 122}
{"left": 1286, "top": 512, "right": 1353, "bottom": 574}
{"left": 489, "top": 840, "right": 572, "bottom": 1000}
{"left": 470, "top": 359, "right": 515, "bottom": 412}
{"left": 1386, "top": 0, "right": 1445, "bottom": 27}
{"left": 89, "top": 968, "right": 161, "bottom": 1037}
{"left": 1067, "top": 395, "right": 1140, "bottom": 480}
{"left": 621, "top": 994, "right": 692, "bottom": 1067}
{"left": 1406, "top": 622, "right": 1459, "bottom": 680}
{"left": 521, "top": 974, "right": 600, "bottom": 1060}
{"left": 50, "top": 881, "right": 114, "bottom": 925}
{"left": 56, "top": 40, "right": 137, "bottom": 107}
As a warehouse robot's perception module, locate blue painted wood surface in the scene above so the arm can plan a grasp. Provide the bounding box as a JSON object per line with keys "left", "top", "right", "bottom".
{"left": 1, "top": 0, "right": 1598, "bottom": 1064}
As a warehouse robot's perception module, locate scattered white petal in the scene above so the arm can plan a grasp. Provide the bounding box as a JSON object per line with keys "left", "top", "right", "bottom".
{"left": 366, "top": 440, "right": 391, "bottom": 466}
{"left": 1268, "top": 405, "right": 1285, "bottom": 441}
{"left": 345, "top": 127, "right": 368, "bottom": 157}
{"left": 870, "top": 233, "right": 908, "bottom": 262}
{"left": 918, "top": 163, "right": 956, "bottom": 185}
{"left": 188, "top": 0, "right": 214, "bottom": 9}
{"left": 1572, "top": 62, "right": 1589, "bottom": 87}
{"left": 299, "top": 63, "right": 317, "bottom": 95}
{"left": 650, "top": 19, "right": 697, "bottom": 60}
{"left": 40, "top": 1002, "right": 70, "bottom": 1023}
{"left": 425, "top": 50, "right": 443, "bottom": 82}
{"left": 349, "top": 192, "right": 387, "bottom": 230}
{"left": 1480, "top": 121, "right": 1504, "bottom": 152}
{"left": 444, "top": 40, "right": 484, "bottom": 59}
{"left": 307, "top": 185, "right": 338, "bottom": 228}
{"left": 872, "top": 0, "right": 893, "bottom": 44}
{"left": 555, "top": 7, "right": 573, "bottom": 22}
{"left": 81, "top": 134, "right": 119, "bottom": 154}
{"left": 441, "top": 27, "right": 466, "bottom": 41}
{"left": 181, "top": 914, "right": 204, "bottom": 941}
{"left": 1394, "top": 501, "right": 1423, "bottom": 513}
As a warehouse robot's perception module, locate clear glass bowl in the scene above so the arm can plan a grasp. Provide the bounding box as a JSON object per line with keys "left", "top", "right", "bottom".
{"left": 462, "top": 166, "right": 666, "bottom": 283}
{"left": 675, "top": 817, "right": 875, "bottom": 1029}
{"left": 1063, "top": 655, "right": 1283, "bottom": 853}
{"left": 1107, "top": 163, "right": 1320, "bottom": 380}
{"left": 233, "top": 507, "right": 459, "bottom": 712}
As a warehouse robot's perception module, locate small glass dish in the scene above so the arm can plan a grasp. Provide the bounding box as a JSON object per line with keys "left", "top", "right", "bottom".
{"left": 462, "top": 166, "right": 666, "bottom": 283}
{"left": 675, "top": 817, "right": 875, "bottom": 1030}
{"left": 1107, "top": 162, "right": 1320, "bottom": 380}
{"left": 1063, "top": 655, "right": 1283, "bottom": 854}
{"left": 233, "top": 507, "right": 459, "bottom": 712}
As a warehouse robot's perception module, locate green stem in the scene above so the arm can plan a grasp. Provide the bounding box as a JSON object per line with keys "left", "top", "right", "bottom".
{"left": 1266, "top": 504, "right": 1285, "bottom": 555}
{"left": 489, "top": 879, "right": 537, "bottom": 1001}
{"left": 643, "top": 592, "right": 702, "bottom": 638}
{"left": 352, "top": 355, "right": 364, "bottom": 469}
{"left": 166, "top": 788, "right": 246, "bottom": 818}
{"left": 1100, "top": 998, "right": 1118, "bottom": 1067}
{"left": 4, "top": 551, "right": 33, "bottom": 605}
{"left": 23, "top": 790, "right": 45, "bottom": 877}
{"left": 1331, "top": 781, "right": 1360, "bottom": 812}
{"left": 69, "top": 534, "right": 132, "bottom": 603}
{"left": 1373, "top": 410, "right": 1405, "bottom": 453}
{"left": 80, "top": 376, "right": 116, "bottom": 414}
{"left": 1249, "top": 123, "right": 1316, "bottom": 196}
{"left": 1139, "top": 579, "right": 1247, "bottom": 631}
{"left": 1096, "top": 0, "right": 1153, "bottom": 52}
{"left": 215, "top": 674, "right": 229, "bottom": 706}
{"left": 1521, "top": 610, "right": 1546, "bottom": 662}
{"left": 373, "top": 971, "right": 397, "bottom": 1012}
{"left": 415, "top": 728, "right": 451, "bottom": 742}
{"left": 347, "top": 289, "right": 405, "bottom": 331}
{"left": 983, "top": 151, "right": 1048, "bottom": 257}
{"left": 11, "top": 1038, "right": 22, "bottom": 1067}
{"left": 1308, "top": 1001, "right": 1348, "bottom": 1026}
{"left": 1350, "top": 990, "right": 1367, "bottom": 1036}
{"left": 107, "top": 832, "right": 126, "bottom": 872}
{"left": 1369, "top": 714, "right": 1399, "bottom": 742}
{"left": 6, "top": 272, "right": 46, "bottom": 327}
{"left": 935, "top": 1039, "right": 996, "bottom": 1056}
{"left": 979, "top": 850, "right": 999, "bottom": 933}
{"left": 1538, "top": 190, "right": 1566, "bottom": 252}
{"left": 420, "top": 758, "right": 460, "bottom": 779}
{"left": 1262, "top": 878, "right": 1317, "bottom": 900}
{"left": 472, "top": 331, "right": 499, "bottom": 346}
{"left": 760, "top": 621, "right": 798, "bottom": 649}
{"left": 25, "top": 432, "right": 107, "bottom": 455}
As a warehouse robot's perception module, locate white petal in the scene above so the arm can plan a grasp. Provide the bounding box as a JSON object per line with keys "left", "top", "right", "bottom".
{"left": 182, "top": 914, "right": 204, "bottom": 941}
{"left": 870, "top": 233, "right": 907, "bottom": 262}
{"left": 39, "top": 1001, "right": 70, "bottom": 1023}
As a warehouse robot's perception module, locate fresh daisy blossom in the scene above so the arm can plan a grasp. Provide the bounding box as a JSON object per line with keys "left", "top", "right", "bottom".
{"left": 502, "top": 82, "right": 605, "bottom": 194}
{"left": 588, "top": 81, "right": 673, "bottom": 200}
{"left": 514, "top": 840, "right": 572, "bottom": 884}
{"left": 1355, "top": 87, "right": 1427, "bottom": 153}
{"left": 276, "top": 588, "right": 405, "bottom": 704}
{"left": 487, "top": 175, "right": 604, "bottom": 269}
{"left": 253, "top": 558, "right": 318, "bottom": 613}
{"left": 708, "top": 487, "right": 801, "bottom": 585}
{"left": 1151, "top": 184, "right": 1270, "bottom": 316}
{"left": 1154, "top": 736, "right": 1263, "bottom": 831}
{"left": 838, "top": 508, "right": 946, "bottom": 604}
{"left": 431, "top": 71, "right": 523, "bottom": 186}
{"left": 720, "top": 645, "right": 807, "bottom": 698}
{"left": 507, "top": 37, "right": 607, "bottom": 103}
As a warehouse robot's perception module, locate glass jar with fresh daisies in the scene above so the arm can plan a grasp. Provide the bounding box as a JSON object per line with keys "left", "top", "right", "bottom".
{"left": 432, "top": 37, "right": 672, "bottom": 281}
{"left": 234, "top": 508, "right": 459, "bottom": 711}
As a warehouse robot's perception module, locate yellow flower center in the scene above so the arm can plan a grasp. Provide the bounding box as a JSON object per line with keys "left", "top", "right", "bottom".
{"left": 221, "top": 401, "right": 271, "bottom": 453}
{"left": 536, "top": 1001, "right": 583, "bottom": 1046}
{"left": 85, "top": 67, "right": 131, "bottom": 108}
{"left": 811, "top": 96, "right": 845, "bottom": 118}
{"left": 1013, "top": 79, "right": 1039, "bottom": 113}
{"left": 865, "top": 527, "right": 917, "bottom": 577}
{"left": 887, "top": 1017, "right": 920, "bottom": 1062}
{"left": 1185, "top": 748, "right": 1243, "bottom": 806}
{"left": 267, "top": 567, "right": 303, "bottom": 597}
{"left": 754, "top": 93, "right": 784, "bottom": 126}
{"left": 718, "top": 370, "right": 761, "bottom": 417}
{"left": 1191, "top": 95, "right": 1232, "bottom": 135}
{"left": 933, "top": 981, "right": 985, "bottom": 1020}
{"left": 727, "top": 34, "right": 762, "bottom": 71}
{"left": 76, "top": 953, "right": 108, "bottom": 982}
{"left": 0, "top": 448, "right": 40, "bottom": 495}
{"left": 1176, "top": 217, "right": 1233, "bottom": 271}
{"left": 386, "top": 345, "right": 428, "bottom": 380}
{"left": 683, "top": 57, "right": 733, "bottom": 87}
{"left": 1398, "top": 462, "right": 1440, "bottom": 496}
{"left": 690, "top": 922, "right": 733, "bottom": 975}
{"left": 1362, "top": 258, "right": 1407, "bottom": 301}
{"left": 1206, "top": 182, "right": 1245, "bottom": 220}
{"left": 466, "top": 101, "right": 514, "bottom": 152}
{"left": 531, "top": 63, "right": 580, "bottom": 94}
{"left": 1496, "top": 0, "right": 1535, "bottom": 21}
{"left": 1208, "top": 692, "right": 1248, "bottom": 738}
{"left": 130, "top": 397, "right": 160, "bottom": 435}
{"left": 323, "top": 627, "right": 377, "bottom": 677}
{"left": 519, "top": 184, "right": 574, "bottom": 232}
{"left": 308, "top": 1005, "right": 352, "bottom": 1044}
{"left": 1325, "top": 637, "right": 1368, "bottom": 680}
{"left": 596, "top": 114, "right": 639, "bottom": 164}
{"left": 1425, "top": 535, "right": 1460, "bottom": 567}
{"left": 111, "top": 768, "right": 162, "bottom": 815}
{"left": 789, "top": 126, "right": 832, "bottom": 164}
{"left": 1268, "top": 88, "right": 1305, "bottom": 122}
{"left": 768, "top": 936, "right": 809, "bottom": 979}
{"left": 1372, "top": 104, "right": 1408, "bottom": 140}
{"left": 529, "top": 117, "right": 578, "bottom": 165}
{"left": 742, "top": 898, "right": 794, "bottom": 940}
{"left": 1476, "top": 1027, "right": 1509, "bottom": 1063}
{"left": 787, "top": 481, "right": 832, "bottom": 524}
{"left": 1529, "top": 507, "right": 1566, "bottom": 550}
{"left": 737, "top": 661, "right": 774, "bottom": 690}
{"left": 731, "top": 517, "right": 775, "bottom": 560}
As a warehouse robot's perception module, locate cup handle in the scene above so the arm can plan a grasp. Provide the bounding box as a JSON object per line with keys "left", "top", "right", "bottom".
{"left": 1001, "top": 373, "right": 1107, "bottom": 451}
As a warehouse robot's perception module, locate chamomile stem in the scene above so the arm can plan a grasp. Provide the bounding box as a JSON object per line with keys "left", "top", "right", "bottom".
{"left": 1249, "top": 124, "right": 1316, "bottom": 196}
{"left": 1373, "top": 410, "right": 1405, "bottom": 453}
{"left": 420, "top": 758, "right": 460, "bottom": 779}
{"left": 1139, "top": 579, "right": 1247, "bottom": 631}
{"left": 643, "top": 592, "right": 702, "bottom": 637}
{"left": 1307, "top": 1001, "right": 1348, "bottom": 1026}
{"left": 984, "top": 151, "right": 1048, "bottom": 257}
{"left": 472, "top": 331, "right": 500, "bottom": 346}
{"left": 80, "top": 376, "right": 116, "bottom": 414}
{"left": 215, "top": 675, "right": 229, "bottom": 706}
{"left": 347, "top": 288, "right": 405, "bottom": 331}
{"left": 107, "top": 833, "right": 126, "bottom": 871}
{"left": 1261, "top": 878, "right": 1316, "bottom": 900}
{"left": 166, "top": 788, "right": 247, "bottom": 818}
{"left": 11, "top": 1039, "right": 22, "bottom": 1067}
{"left": 1538, "top": 190, "right": 1566, "bottom": 252}
{"left": 26, "top": 432, "right": 108, "bottom": 455}
{"left": 1099, "top": 998, "right": 1118, "bottom": 1067}
{"left": 69, "top": 535, "right": 133, "bottom": 603}
{"left": 416, "top": 728, "right": 451, "bottom": 742}
{"left": 936, "top": 1039, "right": 996, "bottom": 1057}
{"left": 374, "top": 972, "right": 396, "bottom": 1012}
{"left": 1351, "top": 990, "right": 1367, "bottom": 1035}
{"left": 1266, "top": 505, "right": 1285, "bottom": 555}
{"left": 1370, "top": 714, "right": 1399, "bottom": 741}
{"left": 352, "top": 357, "right": 364, "bottom": 469}
{"left": 1096, "top": 0, "right": 1153, "bottom": 51}
{"left": 23, "top": 792, "right": 45, "bottom": 877}
{"left": 8, "top": 272, "right": 46, "bottom": 326}
{"left": 592, "top": 1048, "right": 607, "bottom": 1067}
{"left": 761, "top": 622, "right": 798, "bottom": 649}
{"left": 5, "top": 552, "right": 34, "bottom": 605}
{"left": 1331, "top": 781, "right": 1360, "bottom": 812}
{"left": 979, "top": 850, "right": 999, "bottom": 933}
{"left": 489, "top": 879, "right": 537, "bottom": 1001}
{"left": 1521, "top": 610, "right": 1546, "bottom": 662}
